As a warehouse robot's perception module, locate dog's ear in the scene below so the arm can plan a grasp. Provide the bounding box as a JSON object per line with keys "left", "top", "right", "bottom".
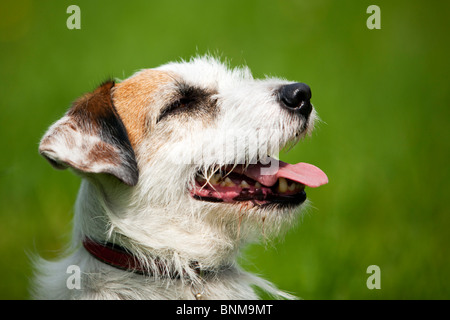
{"left": 39, "top": 81, "right": 139, "bottom": 186}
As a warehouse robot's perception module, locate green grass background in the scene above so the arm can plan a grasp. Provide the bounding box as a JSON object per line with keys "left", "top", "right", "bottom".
{"left": 1, "top": 0, "right": 449, "bottom": 299}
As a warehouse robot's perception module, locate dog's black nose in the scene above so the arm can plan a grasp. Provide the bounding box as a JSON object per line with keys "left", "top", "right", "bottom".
{"left": 279, "top": 83, "right": 312, "bottom": 117}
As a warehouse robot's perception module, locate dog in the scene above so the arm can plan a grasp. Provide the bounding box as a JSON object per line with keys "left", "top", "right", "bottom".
{"left": 33, "top": 56, "right": 328, "bottom": 299}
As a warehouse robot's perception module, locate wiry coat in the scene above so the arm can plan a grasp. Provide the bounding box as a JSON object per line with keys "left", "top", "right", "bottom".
{"left": 33, "top": 56, "right": 320, "bottom": 300}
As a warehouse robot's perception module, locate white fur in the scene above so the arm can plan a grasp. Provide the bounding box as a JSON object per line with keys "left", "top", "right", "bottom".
{"left": 32, "top": 56, "right": 318, "bottom": 300}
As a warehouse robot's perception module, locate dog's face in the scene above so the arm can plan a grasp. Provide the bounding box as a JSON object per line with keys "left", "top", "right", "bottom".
{"left": 39, "top": 57, "right": 327, "bottom": 265}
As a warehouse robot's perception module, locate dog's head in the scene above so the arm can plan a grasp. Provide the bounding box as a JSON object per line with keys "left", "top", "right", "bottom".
{"left": 39, "top": 56, "right": 327, "bottom": 267}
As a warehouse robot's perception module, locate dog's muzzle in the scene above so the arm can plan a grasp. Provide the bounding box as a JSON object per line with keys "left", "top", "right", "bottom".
{"left": 189, "top": 82, "right": 326, "bottom": 209}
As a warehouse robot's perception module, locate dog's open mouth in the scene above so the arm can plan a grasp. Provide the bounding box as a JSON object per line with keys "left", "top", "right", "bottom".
{"left": 190, "top": 157, "right": 328, "bottom": 207}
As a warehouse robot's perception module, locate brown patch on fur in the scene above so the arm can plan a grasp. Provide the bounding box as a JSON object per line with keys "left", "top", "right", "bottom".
{"left": 88, "top": 141, "right": 120, "bottom": 166}
{"left": 68, "top": 81, "right": 116, "bottom": 131}
{"left": 113, "top": 70, "right": 175, "bottom": 147}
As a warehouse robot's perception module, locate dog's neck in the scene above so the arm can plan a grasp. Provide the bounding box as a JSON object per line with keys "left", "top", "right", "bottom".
{"left": 73, "top": 179, "right": 243, "bottom": 276}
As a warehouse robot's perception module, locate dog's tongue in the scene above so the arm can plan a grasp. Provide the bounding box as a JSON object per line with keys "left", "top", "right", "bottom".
{"left": 242, "top": 158, "right": 328, "bottom": 188}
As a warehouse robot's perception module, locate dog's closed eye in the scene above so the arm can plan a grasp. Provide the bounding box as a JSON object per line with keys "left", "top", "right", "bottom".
{"left": 156, "top": 85, "right": 216, "bottom": 123}
{"left": 157, "top": 97, "right": 196, "bottom": 123}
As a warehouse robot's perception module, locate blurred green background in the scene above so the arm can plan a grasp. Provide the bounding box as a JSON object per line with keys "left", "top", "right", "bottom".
{"left": 1, "top": 0, "right": 449, "bottom": 299}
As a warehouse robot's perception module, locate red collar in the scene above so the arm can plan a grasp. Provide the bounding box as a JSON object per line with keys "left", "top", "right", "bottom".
{"left": 83, "top": 238, "right": 149, "bottom": 274}
{"left": 83, "top": 238, "right": 214, "bottom": 278}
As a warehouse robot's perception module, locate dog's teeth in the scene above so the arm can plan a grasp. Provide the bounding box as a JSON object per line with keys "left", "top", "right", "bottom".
{"left": 255, "top": 182, "right": 262, "bottom": 189}
{"left": 278, "top": 178, "right": 288, "bottom": 193}
{"left": 210, "top": 174, "right": 222, "bottom": 184}
{"left": 240, "top": 180, "right": 250, "bottom": 188}
{"left": 224, "top": 177, "right": 235, "bottom": 187}
{"left": 288, "top": 182, "right": 296, "bottom": 192}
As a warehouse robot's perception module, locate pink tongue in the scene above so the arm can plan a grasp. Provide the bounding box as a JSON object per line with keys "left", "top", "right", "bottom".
{"left": 241, "top": 158, "right": 328, "bottom": 188}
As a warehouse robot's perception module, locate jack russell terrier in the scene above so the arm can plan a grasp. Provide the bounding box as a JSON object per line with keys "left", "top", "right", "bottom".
{"left": 33, "top": 56, "right": 328, "bottom": 299}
